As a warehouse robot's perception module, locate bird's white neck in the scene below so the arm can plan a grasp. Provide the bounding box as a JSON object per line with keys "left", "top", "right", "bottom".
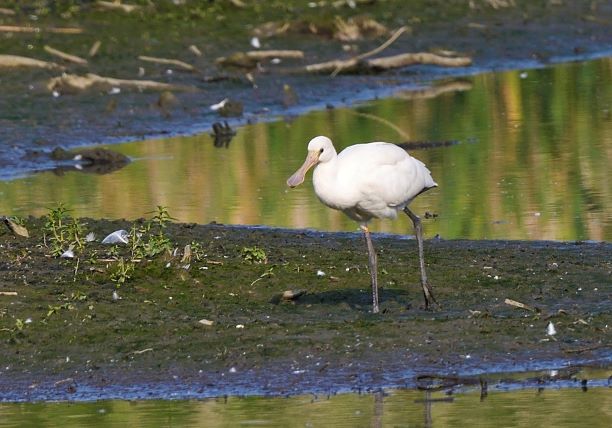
{"left": 312, "top": 156, "right": 344, "bottom": 209}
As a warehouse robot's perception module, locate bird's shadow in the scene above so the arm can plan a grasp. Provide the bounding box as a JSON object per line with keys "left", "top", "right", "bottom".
{"left": 293, "top": 287, "right": 412, "bottom": 312}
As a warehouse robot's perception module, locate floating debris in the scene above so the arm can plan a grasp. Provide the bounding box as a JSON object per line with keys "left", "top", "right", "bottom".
{"left": 85, "top": 232, "right": 96, "bottom": 242}
{"left": 102, "top": 230, "right": 129, "bottom": 244}
{"left": 198, "top": 319, "right": 214, "bottom": 326}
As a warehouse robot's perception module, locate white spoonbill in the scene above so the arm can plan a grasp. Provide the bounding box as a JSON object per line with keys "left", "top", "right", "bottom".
{"left": 287, "top": 135, "right": 437, "bottom": 313}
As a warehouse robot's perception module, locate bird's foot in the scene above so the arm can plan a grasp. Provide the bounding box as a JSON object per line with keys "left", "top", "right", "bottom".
{"left": 421, "top": 282, "right": 440, "bottom": 311}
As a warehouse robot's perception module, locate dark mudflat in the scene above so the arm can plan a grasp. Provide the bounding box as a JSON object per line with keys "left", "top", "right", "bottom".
{"left": 0, "top": 218, "right": 609, "bottom": 401}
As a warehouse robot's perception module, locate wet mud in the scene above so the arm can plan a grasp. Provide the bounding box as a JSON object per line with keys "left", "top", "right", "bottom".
{"left": 0, "top": 218, "right": 610, "bottom": 401}
{"left": 0, "top": 1, "right": 611, "bottom": 178}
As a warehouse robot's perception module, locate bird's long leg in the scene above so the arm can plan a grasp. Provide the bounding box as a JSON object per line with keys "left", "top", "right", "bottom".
{"left": 361, "top": 224, "right": 380, "bottom": 314}
{"left": 404, "top": 207, "right": 437, "bottom": 309}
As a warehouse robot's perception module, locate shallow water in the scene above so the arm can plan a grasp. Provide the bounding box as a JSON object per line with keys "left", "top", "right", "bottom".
{"left": 1, "top": 58, "right": 610, "bottom": 241}
{"left": 1, "top": 374, "right": 610, "bottom": 427}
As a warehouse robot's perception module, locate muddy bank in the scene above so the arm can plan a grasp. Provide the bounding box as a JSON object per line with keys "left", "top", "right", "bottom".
{"left": 0, "top": 1, "right": 611, "bottom": 178}
{"left": 0, "top": 217, "right": 610, "bottom": 401}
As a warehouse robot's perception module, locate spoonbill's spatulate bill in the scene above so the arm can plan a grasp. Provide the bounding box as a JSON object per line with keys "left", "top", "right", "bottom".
{"left": 287, "top": 135, "right": 437, "bottom": 313}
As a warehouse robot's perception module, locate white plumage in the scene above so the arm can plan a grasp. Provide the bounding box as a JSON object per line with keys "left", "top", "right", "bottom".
{"left": 287, "top": 135, "right": 438, "bottom": 313}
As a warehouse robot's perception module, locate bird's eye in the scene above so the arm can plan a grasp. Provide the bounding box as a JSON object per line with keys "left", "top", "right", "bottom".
{"left": 319, "top": 148, "right": 324, "bottom": 153}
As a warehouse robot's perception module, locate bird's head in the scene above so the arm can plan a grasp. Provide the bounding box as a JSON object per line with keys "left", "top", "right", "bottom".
{"left": 287, "top": 136, "right": 335, "bottom": 188}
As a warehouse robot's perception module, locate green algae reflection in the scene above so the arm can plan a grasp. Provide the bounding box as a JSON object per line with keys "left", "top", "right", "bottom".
{"left": 0, "top": 58, "right": 610, "bottom": 241}
{"left": 1, "top": 384, "right": 611, "bottom": 427}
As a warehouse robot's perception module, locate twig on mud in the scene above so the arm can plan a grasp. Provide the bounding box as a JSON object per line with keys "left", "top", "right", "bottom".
{"left": 53, "top": 378, "right": 75, "bottom": 387}
{"left": 305, "top": 50, "right": 472, "bottom": 75}
{"left": 95, "top": 1, "right": 143, "bottom": 13}
{"left": 504, "top": 298, "right": 538, "bottom": 312}
{"left": 138, "top": 55, "right": 197, "bottom": 72}
{"left": 130, "top": 348, "right": 154, "bottom": 355}
{"left": 47, "top": 73, "right": 196, "bottom": 93}
{"left": 0, "top": 25, "right": 83, "bottom": 34}
{"left": 44, "top": 45, "right": 88, "bottom": 65}
{"left": 216, "top": 50, "right": 304, "bottom": 68}
{"left": 562, "top": 344, "right": 609, "bottom": 354}
{"left": 0, "top": 291, "right": 18, "bottom": 296}
{"left": 88, "top": 40, "right": 102, "bottom": 58}
{"left": 331, "top": 25, "right": 408, "bottom": 76}
{"left": 0, "top": 54, "right": 64, "bottom": 71}
{"left": 250, "top": 268, "right": 274, "bottom": 286}
{"left": 368, "top": 52, "right": 472, "bottom": 70}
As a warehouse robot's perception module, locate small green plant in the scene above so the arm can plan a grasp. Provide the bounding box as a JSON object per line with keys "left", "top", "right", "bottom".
{"left": 43, "top": 204, "right": 86, "bottom": 256}
{"left": 189, "top": 241, "right": 206, "bottom": 261}
{"left": 46, "top": 303, "right": 75, "bottom": 318}
{"left": 106, "top": 245, "right": 120, "bottom": 259}
{"left": 109, "top": 258, "right": 135, "bottom": 286}
{"left": 129, "top": 206, "right": 175, "bottom": 259}
{"left": 148, "top": 205, "right": 175, "bottom": 233}
{"left": 69, "top": 291, "right": 88, "bottom": 301}
{"left": 14, "top": 318, "right": 25, "bottom": 331}
{"left": 8, "top": 216, "right": 25, "bottom": 226}
{"left": 241, "top": 246, "right": 268, "bottom": 264}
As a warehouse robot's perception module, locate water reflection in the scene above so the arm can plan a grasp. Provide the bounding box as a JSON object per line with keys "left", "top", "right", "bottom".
{"left": 0, "top": 58, "right": 610, "bottom": 241}
{"left": 1, "top": 385, "right": 610, "bottom": 427}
